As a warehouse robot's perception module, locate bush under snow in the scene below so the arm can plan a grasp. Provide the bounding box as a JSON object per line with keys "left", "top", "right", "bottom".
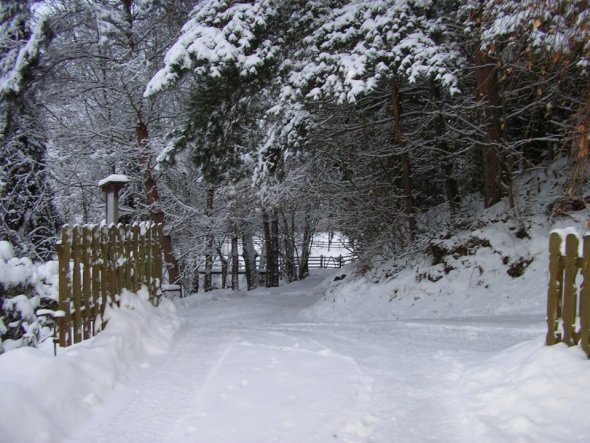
{"left": 0, "top": 241, "right": 59, "bottom": 354}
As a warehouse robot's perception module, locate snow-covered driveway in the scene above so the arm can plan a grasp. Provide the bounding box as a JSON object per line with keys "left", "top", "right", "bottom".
{"left": 66, "top": 271, "right": 547, "bottom": 443}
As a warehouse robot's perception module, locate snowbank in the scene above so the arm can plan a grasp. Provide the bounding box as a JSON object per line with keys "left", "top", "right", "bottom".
{"left": 462, "top": 338, "right": 590, "bottom": 443}
{"left": 0, "top": 288, "right": 181, "bottom": 443}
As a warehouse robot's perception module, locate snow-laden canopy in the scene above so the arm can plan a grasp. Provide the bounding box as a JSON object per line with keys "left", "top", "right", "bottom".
{"left": 0, "top": 5, "right": 49, "bottom": 97}
{"left": 466, "top": 0, "right": 590, "bottom": 68}
{"left": 145, "top": 0, "right": 282, "bottom": 97}
{"left": 144, "top": 0, "right": 464, "bottom": 188}
{"left": 283, "top": 0, "right": 463, "bottom": 104}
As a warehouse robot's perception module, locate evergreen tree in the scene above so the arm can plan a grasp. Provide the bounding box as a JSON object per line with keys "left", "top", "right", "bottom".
{"left": 0, "top": 1, "right": 61, "bottom": 260}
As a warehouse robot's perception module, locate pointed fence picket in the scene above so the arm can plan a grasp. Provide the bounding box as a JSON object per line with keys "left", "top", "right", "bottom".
{"left": 55, "top": 223, "right": 163, "bottom": 347}
{"left": 546, "top": 232, "right": 590, "bottom": 357}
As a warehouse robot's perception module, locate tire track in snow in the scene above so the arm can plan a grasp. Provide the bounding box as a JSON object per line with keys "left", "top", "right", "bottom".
{"left": 66, "top": 323, "right": 238, "bottom": 443}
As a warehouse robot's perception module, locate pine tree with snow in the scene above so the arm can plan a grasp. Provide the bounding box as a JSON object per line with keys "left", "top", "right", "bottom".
{"left": 0, "top": 1, "right": 61, "bottom": 260}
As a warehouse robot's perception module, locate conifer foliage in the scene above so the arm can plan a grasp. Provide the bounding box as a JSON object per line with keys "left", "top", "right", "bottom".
{"left": 0, "top": 1, "right": 61, "bottom": 260}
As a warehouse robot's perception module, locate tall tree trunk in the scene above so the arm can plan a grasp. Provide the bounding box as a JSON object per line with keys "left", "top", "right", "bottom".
{"left": 390, "top": 80, "right": 417, "bottom": 240}
{"left": 270, "top": 210, "right": 280, "bottom": 287}
{"left": 192, "top": 266, "right": 199, "bottom": 294}
{"left": 262, "top": 210, "right": 279, "bottom": 288}
{"left": 262, "top": 210, "right": 273, "bottom": 287}
{"left": 242, "top": 230, "right": 259, "bottom": 291}
{"left": 474, "top": 50, "right": 504, "bottom": 208}
{"left": 124, "top": 1, "right": 179, "bottom": 284}
{"left": 204, "top": 188, "right": 214, "bottom": 292}
{"left": 566, "top": 91, "right": 590, "bottom": 197}
{"left": 280, "top": 210, "right": 297, "bottom": 283}
{"left": 298, "top": 211, "right": 315, "bottom": 280}
{"left": 431, "top": 83, "right": 460, "bottom": 217}
{"left": 231, "top": 233, "right": 239, "bottom": 291}
{"left": 136, "top": 123, "right": 180, "bottom": 284}
{"left": 217, "top": 247, "right": 228, "bottom": 289}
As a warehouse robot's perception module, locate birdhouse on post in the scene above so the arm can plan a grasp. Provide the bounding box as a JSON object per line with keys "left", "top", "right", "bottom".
{"left": 98, "top": 174, "right": 129, "bottom": 225}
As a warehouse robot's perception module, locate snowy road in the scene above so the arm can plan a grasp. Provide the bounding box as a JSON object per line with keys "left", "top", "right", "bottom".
{"left": 67, "top": 271, "right": 544, "bottom": 443}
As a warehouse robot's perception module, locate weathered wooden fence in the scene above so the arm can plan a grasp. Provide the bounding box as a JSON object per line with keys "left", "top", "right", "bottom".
{"left": 56, "top": 223, "right": 163, "bottom": 347}
{"left": 546, "top": 232, "right": 590, "bottom": 357}
{"left": 307, "top": 255, "right": 353, "bottom": 269}
{"left": 199, "top": 255, "right": 353, "bottom": 276}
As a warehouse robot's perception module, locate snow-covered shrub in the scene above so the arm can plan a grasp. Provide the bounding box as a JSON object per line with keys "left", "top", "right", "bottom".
{"left": 0, "top": 241, "right": 58, "bottom": 353}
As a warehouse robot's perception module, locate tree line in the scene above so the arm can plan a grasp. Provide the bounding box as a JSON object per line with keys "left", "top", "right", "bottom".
{"left": 1, "top": 0, "right": 588, "bottom": 291}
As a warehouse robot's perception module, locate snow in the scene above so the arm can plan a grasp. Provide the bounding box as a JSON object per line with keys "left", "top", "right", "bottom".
{"left": 97, "top": 174, "right": 129, "bottom": 187}
{"left": 0, "top": 288, "right": 179, "bottom": 443}
{"left": 0, "top": 219, "right": 589, "bottom": 442}
{"left": 0, "top": 240, "right": 14, "bottom": 260}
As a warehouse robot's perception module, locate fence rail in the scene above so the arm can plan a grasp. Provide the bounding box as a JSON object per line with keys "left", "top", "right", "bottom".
{"left": 56, "top": 223, "right": 163, "bottom": 347}
{"left": 199, "top": 255, "right": 354, "bottom": 275}
{"left": 307, "top": 255, "right": 353, "bottom": 269}
{"left": 546, "top": 232, "right": 590, "bottom": 357}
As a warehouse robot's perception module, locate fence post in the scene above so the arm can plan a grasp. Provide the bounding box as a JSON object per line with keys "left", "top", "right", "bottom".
{"left": 546, "top": 233, "right": 564, "bottom": 346}
{"left": 143, "top": 224, "right": 151, "bottom": 290}
{"left": 71, "top": 227, "right": 82, "bottom": 343}
{"left": 151, "top": 224, "right": 163, "bottom": 304}
{"left": 116, "top": 224, "right": 125, "bottom": 296}
{"left": 99, "top": 226, "right": 109, "bottom": 329}
{"left": 90, "top": 226, "right": 100, "bottom": 336}
{"left": 562, "top": 233, "right": 579, "bottom": 346}
{"left": 131, "top": 224, "right": 140, "bottom": 292}
{"left": 581, "top": 235, "right": 590, "bottom": 357}
{"left": 108, "top": 225, "right": 118, "bottom": 305}
{"left": 81, "top": 226, "right": 92, "bottom": 340}
{"left": 57, "top": 226, "right": 72, "bottom": 347}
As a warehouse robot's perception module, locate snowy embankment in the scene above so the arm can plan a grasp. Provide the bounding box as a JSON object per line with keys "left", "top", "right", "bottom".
{"left": 0, "top": 288, "right": 180, "bottom": 443}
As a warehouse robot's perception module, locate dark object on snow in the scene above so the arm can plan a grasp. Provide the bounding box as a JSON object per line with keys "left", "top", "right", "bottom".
{"left": 547, "top": 197, "right": 586, "bottom": 217}
{"left": 428, "top": 236, "right": 492, "bottom": 266}
{"left": 506, "top": 256, "right": 533, "bottom": 278}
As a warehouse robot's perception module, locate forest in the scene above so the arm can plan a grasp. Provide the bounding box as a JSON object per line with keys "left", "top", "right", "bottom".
{"left": 1, "top": 0, "right": 589, "bottom": 294}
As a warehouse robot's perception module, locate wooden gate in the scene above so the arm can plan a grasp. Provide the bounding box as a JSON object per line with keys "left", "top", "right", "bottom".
{"left": 546, "top": 231, "right": 590, "bottom": 357}
{"left": 56, "top": 223, "right": 163, "bottom": 347}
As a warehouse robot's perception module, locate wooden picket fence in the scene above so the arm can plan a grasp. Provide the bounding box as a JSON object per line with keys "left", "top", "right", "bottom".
{"left": 546, "top": 232, "right": 590, "bottom": 357}
{"left": 56, "top": 223, "right": 163, "bottom": 347}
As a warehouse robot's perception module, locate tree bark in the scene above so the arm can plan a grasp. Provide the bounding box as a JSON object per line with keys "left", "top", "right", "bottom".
{"left": 390, "top": 80, "right": 417, "bottom": 240}
{"left": 242, "top": 230, "right": 259, "bottom": 291}
{"left": 298, "top": 211, "right": 315, "bottom": 280}
{"left": 432, "top": 83, "right": 460, "bottom": 217}
{"left": 216, "top": 246, "right": 228, "bottom": 289}
{"left": 270, "top": 210, "right": 280, "bottom": 287}
{"left": 280, "top": 210, "right": 297, "bottom": 283}
{"left": 135, "top": 122, "right": 180, "bottom": 284}
{"left": 231, "top": 234, "right": 240, "bottom": 291}
{"left": 192, "top": 266, "right": 199, "bottom": 294}
{"left": 474, "top": 50, "right": 504, "bottom": 208}
{"left": 262, "top": 210, "right": 279, "bottom": 287}
{"left": 204, "top": 188, "right": 214, "bottom": 292}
